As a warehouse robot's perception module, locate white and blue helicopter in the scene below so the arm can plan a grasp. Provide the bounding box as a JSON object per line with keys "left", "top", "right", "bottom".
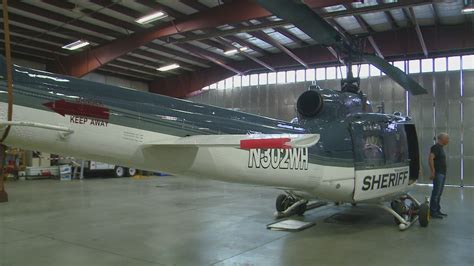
{"left": 0, "top": 0, "right": 431, "bottom": 230}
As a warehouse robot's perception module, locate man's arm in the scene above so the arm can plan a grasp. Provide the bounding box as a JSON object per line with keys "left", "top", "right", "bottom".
{"left": 429, "top": 152, "right": 436, "bottom": 180}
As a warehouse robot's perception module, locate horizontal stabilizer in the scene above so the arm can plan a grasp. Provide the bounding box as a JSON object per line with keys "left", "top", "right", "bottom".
{"left": 143, "top": 134, "right": 320, "bottom": 149}
{"left": 0, "top": 120, "right": 73, "bottom": 133}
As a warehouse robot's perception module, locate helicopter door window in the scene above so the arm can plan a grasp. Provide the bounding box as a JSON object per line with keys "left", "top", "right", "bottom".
{"left": 382, "top": 123, "right": 409, "bottom": 166}
{"left": 352, "top": 122, "right": 385, "bottom": 169}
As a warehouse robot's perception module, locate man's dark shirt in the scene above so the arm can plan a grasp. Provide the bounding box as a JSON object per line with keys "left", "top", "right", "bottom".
{"left": 431, "top": 143, "right": 447, "bottom": 175}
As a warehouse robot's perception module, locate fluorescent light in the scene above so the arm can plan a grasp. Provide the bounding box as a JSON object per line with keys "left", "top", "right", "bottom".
{"left": 462, "top": 0, "right": 474, "bottom": 14}
{"left": 239, "top": 47, "right": 248, "bottom": 52}
{"left": 135, "top": 11, "right": 167, "bottom": 24}
{"left": 461, "top": 6, "right": 474, "bottom": 14}
{"left": 157, "top": 63, "right": 180, "bottom": 72}
{"left": 224, "top": 49, "right": 238, "bottom": 55}
{"left": 62, "top": 40, "right": 90, "bottom": 50}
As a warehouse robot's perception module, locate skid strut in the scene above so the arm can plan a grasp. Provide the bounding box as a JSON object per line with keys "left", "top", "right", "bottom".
{"left": 375, "top": 194, "right": 430, "bottom": 231}
{"left": 274, "top": 190, "right": 328, "bottom": 218}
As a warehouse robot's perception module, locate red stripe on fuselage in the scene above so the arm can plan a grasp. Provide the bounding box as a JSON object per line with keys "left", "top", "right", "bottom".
{"left": 240, "top": 138, "right": 291, "bottom": 149}
{"left": 43, "top": 99, "right": 109, "bottom": 120}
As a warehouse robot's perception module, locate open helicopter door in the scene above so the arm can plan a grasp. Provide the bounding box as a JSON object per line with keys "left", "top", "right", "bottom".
{"left": 350, "top": 120, "right": 412, "bottom": 202}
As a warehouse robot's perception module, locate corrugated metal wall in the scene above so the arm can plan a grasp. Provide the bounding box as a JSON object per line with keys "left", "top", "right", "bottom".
{"left": 189, "top": 70, "right": 474, "bottom": 186}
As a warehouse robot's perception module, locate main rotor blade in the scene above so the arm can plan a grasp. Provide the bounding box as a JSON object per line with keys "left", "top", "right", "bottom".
{"left": 363, "top": 54, "right": 427, "bottom": 95}
{"left": 255, "top": 0, "right": 341, "bottom": 46}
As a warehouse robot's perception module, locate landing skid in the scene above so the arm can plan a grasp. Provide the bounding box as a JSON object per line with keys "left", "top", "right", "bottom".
{"left": 273, "top": 192, "right": 430, "bottom": 230}
{"left": 378, "top": 194, "right": 430, "bottom": 230}
{"left": 274, "top": 200, "right": 328, "bottom": 219}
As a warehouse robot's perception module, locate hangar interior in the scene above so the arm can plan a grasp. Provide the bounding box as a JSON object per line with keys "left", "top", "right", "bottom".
{"left": 0, "top": 0, "right": 473, "bottom": 265}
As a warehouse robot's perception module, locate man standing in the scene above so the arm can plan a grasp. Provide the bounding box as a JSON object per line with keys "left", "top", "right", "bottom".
{"left": 428, "top": 133, "right": 449, "bottom": 219}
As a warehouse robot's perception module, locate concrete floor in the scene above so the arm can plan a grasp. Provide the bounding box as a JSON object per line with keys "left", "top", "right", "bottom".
{"left": 0, "top": 176, "right": 472, "bottom": 266}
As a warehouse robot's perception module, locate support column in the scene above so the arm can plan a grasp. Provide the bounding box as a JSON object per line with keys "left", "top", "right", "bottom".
{"left": 1, "top": 0, "right": 13, "bottom": 203}
{"left": 0, "top": 145, "right": 8, "bottom": 203}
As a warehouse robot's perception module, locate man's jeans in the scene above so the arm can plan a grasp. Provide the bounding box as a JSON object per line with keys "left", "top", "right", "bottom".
{"left": 430, "top": 173, "right": 446, "bottom": 214}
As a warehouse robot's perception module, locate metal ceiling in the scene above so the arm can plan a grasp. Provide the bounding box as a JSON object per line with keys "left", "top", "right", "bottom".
{"left": 0, "top": 0, "right": 472, "bottom": 94}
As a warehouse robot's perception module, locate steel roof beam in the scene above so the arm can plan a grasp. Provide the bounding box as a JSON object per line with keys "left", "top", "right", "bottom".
{"left": 6, "top": 13, "right": 105, "bottom": 44}
{"left": 431, "top": 3, "right": 440, "bottom": 25}
{"left": 216, "top": 37, "right": 275, "bottom": 71}
{"left": 179, "top": 0, "right": 210, "bottom": 12}
{"left": 46, "top": 0, "right": 360, "bottom": 77}
{"left": 0, "top": 41, "right": 57, "bottom": 61}
{"left": 129, "top": 50, "right": 198, "bottom": 71}
{"left": 90, "top": 0, "right": 142, "bottom": 18}
{"left": 175, "top": 43, "right": 243, "bottom": 75}
{"left": 408, "top": 7, "right": 428, "bottom": 57}
{"left": 10, "top": 1, "right": 120, "bottom": 37}
{"left": 343, "top": 3, "right": 384, "bottom": 59}
{"left": 135, "top": 0, "right": 185, "bottom": 19}
{"left": 110, "top": 60, "right": 167, "bottom": 77}
{"left": 48, "top": 0, "right": 273, "bottom": 77}
{"left": 272, "top": 27, "right": 309, "bottom": 47}
{"left": 42, "top": 0, "right": 76, "bottom": 10}
{"left": 146, "top": 43, "right": 210, "bottom": 66}
{"left": 117, "top": 55, "right": 182, "bottom": 75}
{"left": 99, "top": 65, "right": 156, "bottom": 80}
{"left": 172, "top": 0, "right": 431, "bottom": 44}
{"left": 223, "top": 35, "right": 270, "bottom": 56}
{"left": 6, "top": 12, "right": 206, "bottom": 70}
{"left": 384, "top": 11, "right": 399, "bottom": 29}
{"left": 150, "top": 23, "right": 474, "bottom": 98}
{"left": 250, "top": 31, "right": 308, "bottom": 68}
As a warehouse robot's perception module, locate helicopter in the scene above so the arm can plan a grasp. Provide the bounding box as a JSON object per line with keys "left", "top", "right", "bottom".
{"left": 0, "top": 0, "right": 430, "bottom": 230}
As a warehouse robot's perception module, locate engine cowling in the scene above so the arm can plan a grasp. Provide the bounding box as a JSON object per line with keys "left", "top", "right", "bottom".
{"left": 296, "top": 90, "right": 324, "bottom": 118}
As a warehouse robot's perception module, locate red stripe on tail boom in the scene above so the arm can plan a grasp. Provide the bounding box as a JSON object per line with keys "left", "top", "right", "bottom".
{"left": 240, "top": 138, "right": 291, "bottom": 149}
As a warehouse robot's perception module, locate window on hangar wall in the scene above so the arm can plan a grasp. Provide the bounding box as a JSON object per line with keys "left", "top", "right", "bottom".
{"left": 337, "top": 66, "right": 348, "bottom": 79}
{"left": 233, "top": 76, "right": 241, "bottom": 88}
{"left": 409, "top": 60, "right": 421, "bottom": 74}
{"left": 202, "top": 54, "right": 474, "bottom": 91}
{"left": 286, "top": 70, "right": 296, "bottom": 83}
{"left": 434, "top": 57, "right": 447, "bottom": 72}
{"left": 268, "top": 72, "right": 277, "bottom": 84}
{"left": 277, "top": 71, "right": 286, "bottom": 84}
{"left": 259, "top": 73, "right": 267, "bottom": 85}
{"left": 242, "top": 75, "right": 250, "bottom": 86}
{"left": 217, "top": 80, "right": 225, "bottom": 90}
{"left": 448, "top": 56, "right": 461, "bottom": 71}
{"left": 225, "top": 77, "right": 233, "bottom": 89}
{"left": 421, "top": 59, "right": 433, "bottom": 73}
{"left": 359, "top": 64, "right": 369, "bottom": 78}
{"left": 296, "top": 69, "right": 305, "bottom": 82}
{"left": 316, "top": 68, "right": 325, "bottom": 80}
{"left": 250, "top": 74, "right": 258, "bottom": 86}
{"left": 326, "top": 67, "right": 336, "bottom": 80}
{"left": 369, "top": 64, "right": 381, "bottom": 76}
{"left": 463, "top": 55, "right": 474, "bottom": 70}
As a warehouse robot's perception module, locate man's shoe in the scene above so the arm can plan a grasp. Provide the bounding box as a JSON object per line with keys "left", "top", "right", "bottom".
{"left": 430, "top": 213, "right": 443, "bottom": 219}
{"left": 439, "top": 211, "right": 448, "bottom": 217}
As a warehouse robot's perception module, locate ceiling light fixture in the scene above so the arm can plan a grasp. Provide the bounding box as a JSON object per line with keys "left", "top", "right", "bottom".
{"left": 462, "top": 0, "right": 474, "bottom": 14}
{"left": 135, "top": 11, "right": 167, "bottom": 24}
{"left": 239, "top": 47, "right": 249, "bottom": 52}
{"left": 157, "top": 63, "right": 180, "bottom": 72}
{"left": 61, "top": 40, "right": 90, "bottom": 50}
{"left": 224, "top": 49, "right": 238, "bottom": 55}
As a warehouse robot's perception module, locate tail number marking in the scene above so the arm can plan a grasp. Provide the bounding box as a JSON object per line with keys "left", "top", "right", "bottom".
{"left": 248, "top": 148, "right": 308, "bottom": 170}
